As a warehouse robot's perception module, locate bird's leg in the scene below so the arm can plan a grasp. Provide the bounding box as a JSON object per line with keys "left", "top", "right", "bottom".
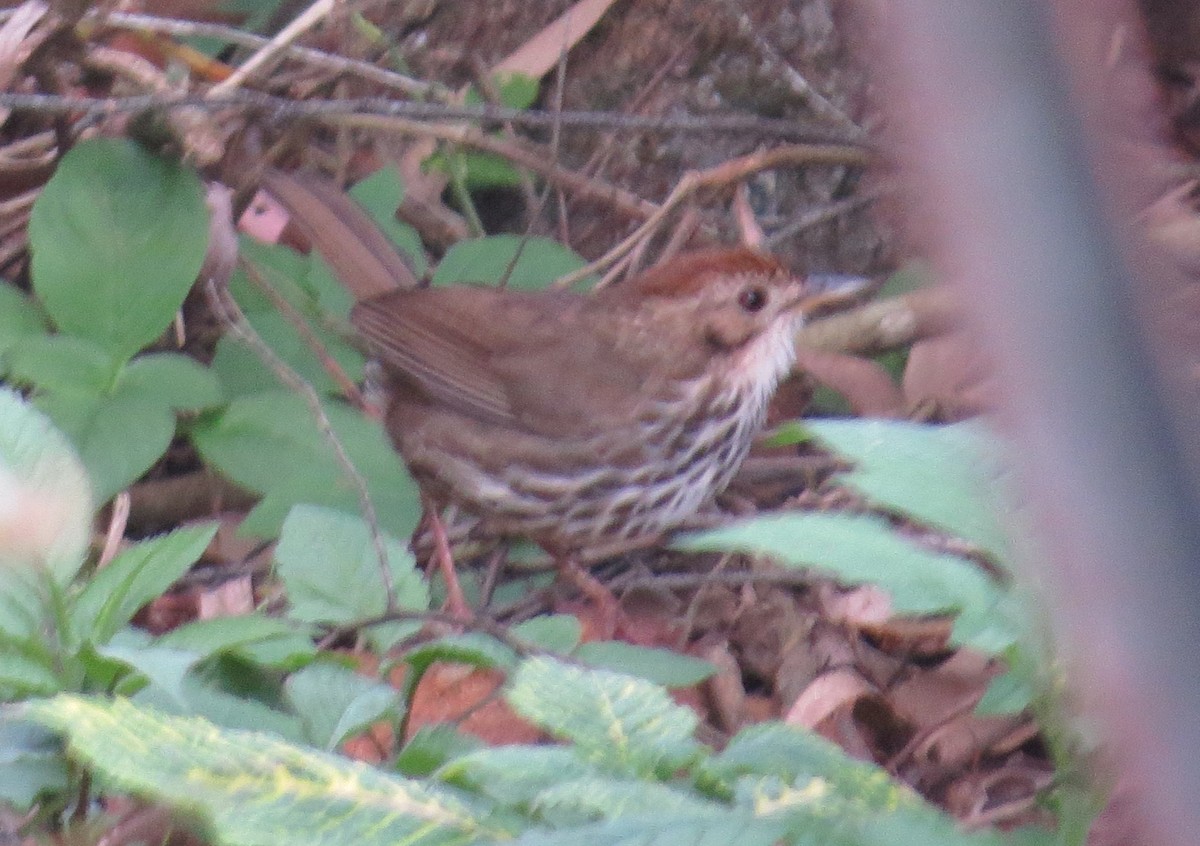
{"left": 556, "top": 555, "right": 623, "bottom": 640}
{"left": 420, "top": 496, "right": 470, "bottom": 620}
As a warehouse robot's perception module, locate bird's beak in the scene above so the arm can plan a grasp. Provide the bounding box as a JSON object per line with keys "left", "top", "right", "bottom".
{"left": 793, "top": 273, "right": 872, "bottom": 319}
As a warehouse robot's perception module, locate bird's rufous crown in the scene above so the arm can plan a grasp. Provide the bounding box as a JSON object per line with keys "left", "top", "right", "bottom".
{"left": 619, "top": 248, "right": 789, "bottom": 299}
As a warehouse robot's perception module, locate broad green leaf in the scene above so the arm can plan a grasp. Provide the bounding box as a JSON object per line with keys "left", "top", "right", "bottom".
{"left": 192, "top": 392, "right": 423, "bottom": 540}
{"left": 0, "top": 647, "right": 61, "bottom": 697}
{"left": 210, "top": 307, "right": 365, "bottom": 399}
{"left": 760, "top": 420, "right": 814, "bottom": 448}
{"left": 96, "top": 635, "right": 201, "bottom": 705}
{"left": 34, "top": 390, "right": 175, "bottom": 504}
{"left": 27, "top": 695, "right": 506, "bottom": 846}
{"left": 975, "top": 671, "right": 1034, "bottom": 715}
{"left": 0, "top": 716, "right": 68, "bottom": 809}
{"left": 285, "top": 662, "right": 400, "bottom": 750}
{"left": 275, "top": 505, "right": 428, "bottom": 650}
{"left": 679, "top": 512, "right": 998, "bottom": 619}
{"left": 398, "top": 633, "right": 518, "bottom": 702}
{"left": 463, "top": 72, "right": 540, "bottom": 109}
{"left": 573, "top": 642, "right": 716, "bottom": 688}
{"left": 72, "top": 523, "right": 217, "bottom": 644}
{"left": 701, "top": 721, "right": 898, "bottom": 803}
{"left": 0, "top": 285, "right": 46, "bottom": 361}
{"left": 0, "top": 388, "right": 92, "bottom": 579}
{"left": 807, "top": 419, "right": 1013, "bottom": 560}
{"left": 119, "top": 353, "right": 223, "bottom": 410}
{"left": 532, "top": 778, "right": 717, "bottom": 826}
{"left": 511, "top": 812, "right": 793, "bottom": 846}
{"left": 438, "top": 746, "right": 596, "bottom": 807}
{"left": 396, "top": 724, "right": 483, "bottom": 778}
{"left": 133, "top": 675, "right": 305, "bottom": 742}
{"left": 511, "top": 614, "right": 582, "bottom": 654}
{"left": 506, "top": 658, "right": 702, "bottom": 778}
{"left": 432, "top": 235, "right": 592, "bottom": 289}
{"left": 348, "top": 167, "right": 427, "bottom": 276}
{"left": 155, "top": 614, "right": 317, "bottom": 669}
{"left": 28, "top": 139, "right": 209, "bottom": 361}
{"left": 5, "top": 334, "right": 118, "bottom": 394}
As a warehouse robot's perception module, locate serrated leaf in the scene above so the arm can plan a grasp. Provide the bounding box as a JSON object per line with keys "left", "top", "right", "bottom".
{"left": 275, "top": 505, "right": 427, "bottom": 650}
{"left": 119, "top": 353, "right": 223, "bottom": 410}
{"left": 432, "top": 236, "right": 592, "bottom": 289}
{"left": 27, "top": 695, "right": 504, "bottom": 846}
{"left": 72, "top": 523, "right": 217, "bottom": 644}
{"left": 573, "top": 642, "right": 715, "bottom": 688}
{"left": 285, "top": 662, "right": 400, "bottom": 751}
{"left": 192, "top": 392, "right": 422, "bottom": 541}
{"left": 532, "top": 778, "right": 718, "bottom": 827}
{"left": 0, "top": 388, "right": 92, "bottom": 580}
{"left": 506, "top": 658, "right": 701, "bottom": 778}
{"left": 807, "top": 420, "right": 1013, "bottom": 560}
{"left": 28, "top": 138, "right": 209, "bottom": 360}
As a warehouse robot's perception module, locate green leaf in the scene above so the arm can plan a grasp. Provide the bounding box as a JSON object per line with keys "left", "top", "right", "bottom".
{"left": 0, "top": 715, "right": 68, "bottom": 809}
{"left": 28, "top": 695, "right": 506, "bottom": 846}
{"left": 285, "top": 662, "right": 400, "bottom": 750}
{"left": 399, "top": 633, "right": 518, "bottom": 703}
{"left": 210, "top": 307, "right": 365, "bottom": 399}
{"left": 573, "top": 642, "right": 716, "bottom": 688}
{"left": 438, "top": 746, "right": 596, "bottom": 807}
{"left": 28, "top": 138, "right": 209, "bottom": 361}
{"left": 506, "top": 658, "right": 702, "bottom": 778}
{"left": 464, "top": 72, "right": 540, "bottom": 109}
{"left": 0, "top": 646, "right": 61, "bottom": 697}
{"left": 0, "top": 285, "right": 47, "bottom": 361}
{"left": 396, "top": 724, "right": 482, "bottom": 777}
{"left": 760, "top": 420, "right": 814, "bottom": 448}
{"left": 35, "top": 390, "right": 175, "bottom": 504}
{"left": 73, "top": 523, "right": 217, "bottom": 645}
{"left": 0, "top": 387, "right": 93, "bottom": 580}
{"left": 5, "top": 334, "right": 119, "bottom": 394}
{"left": 432, "top": 235, "right": 592, "bottom": 289}
{"left": 511, "top": 813, "right": 793, "bottom": 846}
{"left": 119, "top": 353, "right": 224, "bottom": 410}
{"left": 275, "top": 505, "right": 428, "bottom": 650}
{"left": 96, "top": 634, "right": 201, "bottom": 706}
{"left": 975, "top": 671, "right": 1034, "bottom": 715}
{"left": 133, "top": 675, "right": 305, "bottom": 742}
{"left": 807, "top": 419, "right": 1013, "bottom": 560}
{"left": 679, "top": 512, "right": 998, "bottom": 619}
{"left": 511, "top": 614, "right": 582, "bottom": 654}
{"left": 192, "top": 392, "right": 423, "bottom": 540}
{"left": 348, "top": 167, "right": 427, "bottom": 277}
{"left": 155, "top": 614, "right": 317, "bottom": 669}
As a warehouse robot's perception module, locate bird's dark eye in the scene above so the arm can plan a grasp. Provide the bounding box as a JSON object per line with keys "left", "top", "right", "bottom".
{"left": 737, "top": 286, "right": 767, "bottom": 312}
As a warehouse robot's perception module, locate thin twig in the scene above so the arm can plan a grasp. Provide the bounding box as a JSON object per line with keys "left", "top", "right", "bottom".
{"left": 557, "top": 143, "right": 871, "bottom": 288}
{"left": 207, "top": 0, "right": 338, "bottom": 97}
{"left": 0, "top": 89, "right": 870, "bottom": 143}
{"left": 101, "top": 10, "right": 434, "bottom": 98}
{"left": 205, "top": 275, "right": 397, "bottom": 609}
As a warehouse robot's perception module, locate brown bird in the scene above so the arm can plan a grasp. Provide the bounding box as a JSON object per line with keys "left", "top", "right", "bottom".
{"left": 349, "top": 248, "right": 858, "bottom": 623}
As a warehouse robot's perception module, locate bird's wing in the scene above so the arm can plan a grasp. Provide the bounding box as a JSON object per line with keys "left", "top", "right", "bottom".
{"left": 350, "top": 287, "right": 649, "bottom": 436}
